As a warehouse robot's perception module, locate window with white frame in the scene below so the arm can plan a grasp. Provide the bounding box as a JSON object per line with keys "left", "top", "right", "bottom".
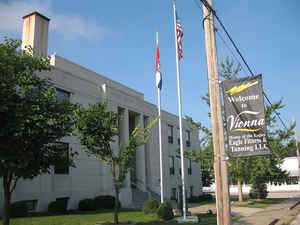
{"left": 56, "top": 88, "right": 70, "bottom": 102}
{"left": 188, "top": 159, "right": 192, "bottom": 175}
{"left": 54, "top": 142, "right": 69, "bottom": 174}
{"left": 185, "top": 130, "right": 191, "bottom": 147}
{"left": 169, "top": 156, "right": 175, "bottom": 175}
{"left": 167, "top": 124, "right": 173, "bottom": 144}
{"left": 177, "top": 127, "right": 180, "bottom": 145}
{"left": 171, "top": 188, "right": 177, "bottom": 200}
{"left": 24, "top": 200, "right": 38, "bottom": 212}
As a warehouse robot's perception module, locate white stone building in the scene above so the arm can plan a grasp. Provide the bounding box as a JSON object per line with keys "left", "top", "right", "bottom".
{"left": 0, "top": 12, "right": 202, "bottom": 214}
{"left": 204, "top": 157, "right": 300, "bottom": 194}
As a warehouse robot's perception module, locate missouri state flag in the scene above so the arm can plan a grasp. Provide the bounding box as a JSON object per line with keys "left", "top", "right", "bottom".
{"left": 155, "top": 42, "right": 162, "bottom": 90}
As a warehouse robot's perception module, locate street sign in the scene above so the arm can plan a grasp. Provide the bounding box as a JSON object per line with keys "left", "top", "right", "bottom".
{"left": 222, "top": 75, "right": 269, "bottom": 157}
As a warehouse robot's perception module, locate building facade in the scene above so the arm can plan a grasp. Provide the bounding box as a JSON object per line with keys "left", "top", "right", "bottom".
{"left": 0, "top": 12, "right": 202, "bottom": 214}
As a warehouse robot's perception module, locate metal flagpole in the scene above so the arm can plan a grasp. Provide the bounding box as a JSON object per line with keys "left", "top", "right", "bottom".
{"left": 156, "top": 30, "right": 164, "bottom": 203}
{"left": 173, "top": 1, "right": 187, "bottom": 219}
{"left": 293, "top": 115, "right": 300, "bottom": 188}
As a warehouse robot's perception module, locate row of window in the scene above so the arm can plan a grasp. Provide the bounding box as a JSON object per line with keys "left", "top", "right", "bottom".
{"left": 171, "top": 186, "right": 194, "bottom": 200}
{"left": 17, "top": 197, "right": 69, "bottom": 212}
{"left": 54, "top": 88, "right": 70, "bottom": 174}
{"left": 169, "top": 156, "right": 192, "bottom": 175}
{"left": 167, "top": 124, "right": 191, "bottom": 147}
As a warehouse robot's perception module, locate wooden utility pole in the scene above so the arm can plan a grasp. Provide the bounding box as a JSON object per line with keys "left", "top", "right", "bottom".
{"left": 202, "top": 0, "right": 232, "bottom": 224}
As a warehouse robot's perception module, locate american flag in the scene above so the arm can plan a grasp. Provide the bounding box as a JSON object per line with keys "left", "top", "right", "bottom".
{"left": 176, "top": 12, "right": 183, "bottom": 61}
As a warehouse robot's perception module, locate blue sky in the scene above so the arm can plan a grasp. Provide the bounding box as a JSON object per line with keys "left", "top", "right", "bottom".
{"left": 1, "top": 0, "right": 300, "bottom": 134}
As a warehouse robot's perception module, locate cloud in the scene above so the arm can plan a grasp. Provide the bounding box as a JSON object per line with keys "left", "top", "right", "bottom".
{"left": 51, "top": 15, "right": 107, "bottom": 40}
{"left": 0, "top": 0, "right": 108, "bottom": 40}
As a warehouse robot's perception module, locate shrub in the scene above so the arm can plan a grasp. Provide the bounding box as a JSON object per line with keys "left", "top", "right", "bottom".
{"left": 142, "top": 197, "right": 159, "bottom": 214}
{"left": 10, "top": 201, "right": 28, "bottom": 218}
{"left": 94, "top": 195, "right": 121, "bottom": 209}
{"left": 249, "top": 182, "right": 268, "bottom": 199}
{"left": 156, "top": 201, "right": 174, "bottom": 221}
{"left": 48, "top": 200, "right": 67, "bottom": 213}
{"left": 188, "top": 194, "right": 213, "bottom": 203}
{"left": 78, "top": 198, "right": 96, "bottom": 211}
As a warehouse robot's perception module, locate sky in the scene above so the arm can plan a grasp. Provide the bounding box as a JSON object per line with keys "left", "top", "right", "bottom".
{"left": 1, "top": 0, "right": 300, "bottom": 134}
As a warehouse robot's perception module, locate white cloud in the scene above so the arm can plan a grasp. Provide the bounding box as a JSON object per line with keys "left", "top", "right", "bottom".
{"left": 51, "top": 14, "right": 107, "bottom": 40}
{"left": 0, "top": 0, "right": 108, "bottom": 40}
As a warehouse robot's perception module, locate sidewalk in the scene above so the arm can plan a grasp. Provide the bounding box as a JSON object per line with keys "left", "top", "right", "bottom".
{"left": 233, "top": 198, "right": 300, "bottom": 225}
{"left": 189, "top": 192, "right": 300, "bottom": 225}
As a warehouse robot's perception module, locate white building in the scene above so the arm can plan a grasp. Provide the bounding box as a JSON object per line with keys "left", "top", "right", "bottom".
{"left": 204, "top": 157, "right": 300, "bottom": 194}
{"left": 0, "top": 12, "right": 202, "bottom": 214}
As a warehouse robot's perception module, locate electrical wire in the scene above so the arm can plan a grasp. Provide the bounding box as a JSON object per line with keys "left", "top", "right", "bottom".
{"left": 197, "top": 0, "right": 289, "bottom": 131}
{"left": 215, "top": 28, "right": 248, "bottom": 76}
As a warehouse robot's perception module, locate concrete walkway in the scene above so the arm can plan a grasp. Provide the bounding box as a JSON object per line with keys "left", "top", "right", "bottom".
{"left": 189, "top": 192, "right": 300, "bottom": 225}
{"left": 233, "top": 198, "right": 300, "bottom": 225}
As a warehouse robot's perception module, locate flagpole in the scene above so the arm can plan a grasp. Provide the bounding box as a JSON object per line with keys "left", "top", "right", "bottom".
{"left": 293, "top": 115, "right": 300, "bottom": 188}
{"left": 173, "top": 1, "right": 187, "bottom": 220}
{"left": 156, "top": 30, "right": 164, "bottom": 203}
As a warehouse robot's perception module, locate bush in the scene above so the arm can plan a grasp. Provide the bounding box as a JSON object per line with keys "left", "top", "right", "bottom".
{"left": 188, "top": 194, "right": 213, "bottom": 203}
{"left": 142, "top": 197, "right": 159, "bottom": 214}
{"left": 78, "top": 198, "right": 96, "bottom": 211}
{"left": 48, "top": 200, "right": 67, "bottom": 213}
{"left": 10, "top": 201, "right": 28, "bottom": 218}
{"left": 94, "top": 195, "right": 121, "bottom": 209}
{"left": 249, "top": 182, "right": 268, "bottom": 199}
{"left": 156, "top": 201, "right": 174, "bottom": 221}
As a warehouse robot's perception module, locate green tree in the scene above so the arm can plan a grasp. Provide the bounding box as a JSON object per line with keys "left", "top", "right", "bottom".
{"left": 186, "top": 58, "right": 295, "bottom": 201}
{"left": 75, "top": 102, "right": 158, "bottom": 224}
{"left": 0, "top": 39, "right": 78, "bottom": 225}
{"left": 184, "top": 116, "right": 214, "bottom": 187}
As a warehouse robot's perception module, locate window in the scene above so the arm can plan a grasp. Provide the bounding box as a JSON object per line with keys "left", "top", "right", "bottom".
{"left": 54, "top": 142, "right": 69, "bottom": 174}
{"left": 24, "top": 200, "right": 38, "bottom": 212}
{"left": 177, "top": 128, "right": 180, "bottom": 145}
{"left": 188, "top": 159, "right": 192, "bottom": 175}
{"left": 190, "top": 186, "right": 194, "bottom": 198}
{"left": 56, "top": 88, "right": 70, "bottom": 102}
{"left": 291, "top": 176, "right": 299, "bottom": 184}
{"left": 169, "top": 156, "right": 175, "bottom": 175}
{"left": 171, "top": 188, "right": 177, "bottom": 200}
{"left": 167, "top": 124, "right": 173, "bottom": 144}
{"left": 185, "top": 130, "right": 191, "bottom": 147}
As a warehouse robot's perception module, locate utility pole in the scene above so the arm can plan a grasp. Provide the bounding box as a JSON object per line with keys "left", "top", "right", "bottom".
{"left": 202, "top": 0, "right": 231, "bottom": 224}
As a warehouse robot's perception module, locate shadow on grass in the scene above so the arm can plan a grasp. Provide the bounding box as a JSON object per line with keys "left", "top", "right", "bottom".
{"left": 3, "top": 209, "right": 244, "bottom": 225}
{"left": 232, "top": 198, "right": 287, "bottom": 208}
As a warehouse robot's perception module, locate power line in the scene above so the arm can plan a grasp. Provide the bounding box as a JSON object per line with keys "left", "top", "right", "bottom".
{"left": 215, "top": 30, "right": 289, "bottom": 131}
{"left": 215, "top": 28, "right": 248, "bottom": 76}
{"left": 196, "top": 0, "right": 289, "bottom": 131}
{"left": 200, "top": 0, "right": 255, "bottom": 76}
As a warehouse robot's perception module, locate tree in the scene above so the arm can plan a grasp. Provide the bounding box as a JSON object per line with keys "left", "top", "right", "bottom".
{"left": 184, "top": 116, "right": 214, "bottom": 187}
{"left": 0, "top": 39, "right": 78, "bottom": 225}
{"left": 75, "top": 102, "right": 158, "bottom": 224}
{"left": 186, "top": 58, "right": 295, "bottom": 201}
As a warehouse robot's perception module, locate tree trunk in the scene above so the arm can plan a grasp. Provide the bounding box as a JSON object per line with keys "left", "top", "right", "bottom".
{"left": 237, "top": 179, "right": 244, "bottom": 202}
{"left": 114, "top": 187, "right": 120, "bottom": 225}
{"left": 111, "top": 160, "right": 119, "bottom": 224}
{"left": 3, "top": 175, "right": 11, "bottom": 225}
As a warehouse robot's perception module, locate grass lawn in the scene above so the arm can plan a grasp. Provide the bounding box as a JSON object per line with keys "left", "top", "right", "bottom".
{"left": 0, "top": 210, "right": 242, "bottom": 225}
{"left": 190, "top": 198, "right": 287, "bottom": 209}
{"left": 231, "top": 198, "right": 287, "bottom": 208}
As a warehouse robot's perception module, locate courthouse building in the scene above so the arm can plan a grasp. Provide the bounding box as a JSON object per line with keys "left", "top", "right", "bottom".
{"left": 0, "top": 12, "right": 202, "bottom": 214}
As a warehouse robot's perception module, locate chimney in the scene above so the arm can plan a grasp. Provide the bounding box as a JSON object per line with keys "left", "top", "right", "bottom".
{"left": 21, "top": 12, "right": 50, "bottom": 56}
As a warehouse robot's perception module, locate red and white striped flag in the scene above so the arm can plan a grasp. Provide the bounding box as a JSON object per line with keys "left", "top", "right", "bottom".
{"left": 176, "top": 12, "right": 183, "bottom": 61}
